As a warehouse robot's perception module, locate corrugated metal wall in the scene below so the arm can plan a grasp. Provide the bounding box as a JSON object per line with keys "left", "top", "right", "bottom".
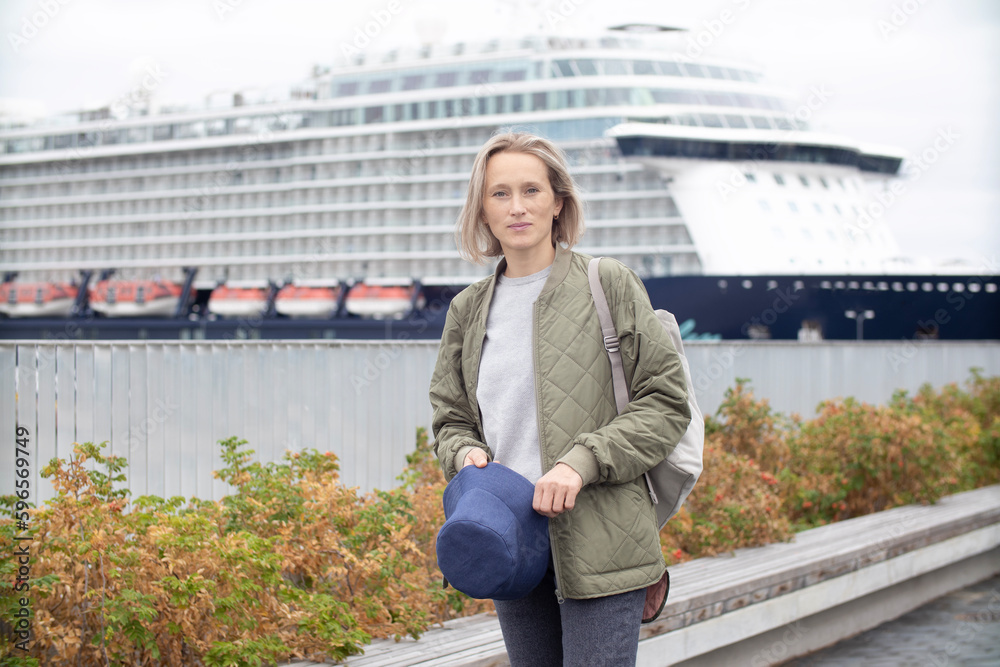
{"left": 2, "top": 340, "right": 998, "bottom": 503}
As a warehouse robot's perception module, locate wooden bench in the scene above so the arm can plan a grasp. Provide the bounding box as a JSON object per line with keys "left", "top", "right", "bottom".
{"left": 286, "top": 485, "right": 1000, "bottom": 666}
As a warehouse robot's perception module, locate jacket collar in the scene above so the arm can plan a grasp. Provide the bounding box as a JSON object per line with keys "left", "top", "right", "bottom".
{"left": 491, "top": 244, "right": 572, "bottom": 290}
{"left": 480, "top": 244, "right": 573, "bottom": 328}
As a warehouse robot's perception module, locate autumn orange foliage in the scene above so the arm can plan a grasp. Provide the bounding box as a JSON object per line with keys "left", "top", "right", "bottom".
{"left": 2, "top": 372, "right": 996, "bottom": 665}
{"left": 0, "top": 430, "right": 488, "bottom": 666}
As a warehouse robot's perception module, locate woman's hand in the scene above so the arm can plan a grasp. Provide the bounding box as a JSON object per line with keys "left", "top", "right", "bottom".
{"left": 463, "top": 449, "right": 489, "bottom": 468}
{"left": 533, "top": 463, "right": 583, "bottom": 518}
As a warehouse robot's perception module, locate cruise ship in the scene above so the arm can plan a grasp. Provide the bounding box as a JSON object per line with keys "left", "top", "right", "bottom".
{"left": 1, "top": 26, "right": 997, "bottom": 340}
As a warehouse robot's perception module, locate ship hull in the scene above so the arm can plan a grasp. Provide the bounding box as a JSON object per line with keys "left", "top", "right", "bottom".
{"left": 2, "top": 274, "right": 996, "bottom": 341}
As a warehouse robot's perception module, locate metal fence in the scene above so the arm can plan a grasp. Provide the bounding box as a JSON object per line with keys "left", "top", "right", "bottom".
{"left": 3, "top": 340, "right": 998, "bottom": 503}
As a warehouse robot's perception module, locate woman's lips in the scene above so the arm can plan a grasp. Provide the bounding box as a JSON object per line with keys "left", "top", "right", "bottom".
{"left": 509, "top": 222, "right": 531, "bottom": 230}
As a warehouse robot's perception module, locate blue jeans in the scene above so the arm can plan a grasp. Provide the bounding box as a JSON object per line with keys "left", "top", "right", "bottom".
{"left": 493, "top": 561, "right": 646, "bottom": 666}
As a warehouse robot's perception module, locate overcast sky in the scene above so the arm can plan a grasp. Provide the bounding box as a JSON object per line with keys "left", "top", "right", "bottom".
{"left": 1, "top": 0, "right": 997, "bottom": 266}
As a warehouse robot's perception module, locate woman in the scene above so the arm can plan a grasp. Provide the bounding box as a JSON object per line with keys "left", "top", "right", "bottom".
{"left": 429, "top": 132, "right": 691, "bottom": 666}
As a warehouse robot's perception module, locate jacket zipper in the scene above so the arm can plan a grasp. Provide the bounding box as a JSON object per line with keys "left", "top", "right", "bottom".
{"left": 534, "top": 297, "right": 565, "bottom": 605}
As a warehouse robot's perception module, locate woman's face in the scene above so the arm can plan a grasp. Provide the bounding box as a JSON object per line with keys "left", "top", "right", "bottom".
{"left": 482, "top": 151, "right": 564, "bottom": 260}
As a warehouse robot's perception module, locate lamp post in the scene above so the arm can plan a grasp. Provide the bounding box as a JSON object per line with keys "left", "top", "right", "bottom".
{"left": 844, "top": 310, "right": 875, "bottom": 340}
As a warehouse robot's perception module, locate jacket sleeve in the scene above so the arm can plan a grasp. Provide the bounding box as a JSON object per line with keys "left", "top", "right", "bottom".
{"left": 560, "top": 263, "right": 691, "bottom": 486}
{"left": 429, "top": 300, "right": 492, "bottom": 481}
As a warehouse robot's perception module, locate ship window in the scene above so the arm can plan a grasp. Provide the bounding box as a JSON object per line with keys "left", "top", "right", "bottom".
{"left": 364, "top": 106, "right": 384, "bottom": 123}
{"left": 745, "top": 172, "right": 756, "bottom": 182}
{"left": 435, "top": 72, "right": 458, "bottom": 87}
{"left": 444, "top": 100, "right": 455, "bottom": 117}
{"left": 153, "top": 125, "right": 174, "bottom": 141}
{"left": 722, "top": 67, "right": 744, "bottom": 81}
{"left": 552, "top": 60, "right": 574, "bottom": 77}
{"left": 633, "top": 60, "right": 655, "bottom": 75}
{"left": 532, "top": 92, "right": 548, "bottom": 111}
{"left": 819, "top": 177, "right": 830, "bottom": 189}
{"left": 706, "top": 65, "right": 726, "bottom": 79}
{"left": 602, "top": 59, "right": 628, "bottom": 76}
{"left": 758, "top": 199, "right": 770, "bottom": 212}
{"left": 502, "top": 69, "right": 527, "bottom": 81}
{"left": 410, "top": 102, "right": 421, "bottom": 120}
{"left": 393, "top": 104, "right": 405, "bottom": 121}
{"left": 774, "top": 174, "right": 786, "bottom": 186}
{"left": 750, "top": 116, "right": 773, "bottom": 130}
{"left": 698, "top": 113, "right": 723, "bottom": 128}
{"left": 704, "top": 91, "right": 735, "bottom": 107}
{"left": 511, "top": 94, "right": 524, "bottom": 112}
{"left": 787, "top": 201, "right": 798, "bottom": 213}
{"left": 402, "top": 75, "right": 424, "bottom": 90}
{"left": 606, "top": 89, "right": 629, "bottom": 105}
{"left": 774, "top": 117, "right": 796, "bottom": 130}
{"left": 832, "top": 204, "right": 842, "bottom": 216}
{"left": 679, "top": 63, "right": 707, "bottom": 78}
{"left": 478, "top": 97, "right": 488, "bottom": 115}
{"left": 651, "top": 89, "right": 702, "bottom": 105}
{"left": 495, "top": 95, "right": 505, "bottom": 113}
{"left": 569, "top": 59, "right": 595, "bottom": 76}
{"left": 368, "top": 79, "right": 391, "bottom": 94}
{"left": 799, "top": 175, "right": 810, "bottom": 187}
{"left": 470, "top": 69, "right": 492, "bottom": 84}
{"left": 658, "top": 61, "right": 682, "bottom": 77}
{"left": 336, "top": 82, "right": 358, "bottom": 96}
{"left": 724, "top": 114, "right": 748, "bottom": 128}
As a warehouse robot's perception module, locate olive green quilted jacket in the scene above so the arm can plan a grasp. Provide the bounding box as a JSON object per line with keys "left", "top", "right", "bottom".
{"left": 429, "top": 245, "right": 691, "bottom": 600}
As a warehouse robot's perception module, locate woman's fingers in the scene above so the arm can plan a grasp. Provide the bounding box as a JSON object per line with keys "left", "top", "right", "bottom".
{"left": 463, "top": 449, "right": 489, "bottom": 468}
{"left": 533, "top": 463, "right": 583, "bottom": 517}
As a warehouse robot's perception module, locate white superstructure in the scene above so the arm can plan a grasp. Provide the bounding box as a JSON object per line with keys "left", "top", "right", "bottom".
{"left": 0, "top": 29, "right": 908, "bottom": 294}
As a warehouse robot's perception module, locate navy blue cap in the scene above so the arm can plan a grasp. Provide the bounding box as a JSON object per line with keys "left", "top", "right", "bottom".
{"left": 436, "top": 462, "right": 550, "bottom": 600}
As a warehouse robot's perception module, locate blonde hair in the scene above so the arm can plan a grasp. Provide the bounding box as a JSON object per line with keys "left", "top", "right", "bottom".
{"left": 456, "top": 132, "right": 585, "bottom": 264}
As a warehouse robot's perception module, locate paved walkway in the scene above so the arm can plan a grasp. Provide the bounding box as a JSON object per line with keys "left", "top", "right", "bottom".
{"left": 783, "top": 574, "right": 1000, "bottom": 667}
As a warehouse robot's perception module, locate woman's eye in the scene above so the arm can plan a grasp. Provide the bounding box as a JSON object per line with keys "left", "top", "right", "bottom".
{"left": 526, "top": 188, "right": 539, "bottom": 194}
{"left": 492, "top": 191, "right": 507, "bottom": 197}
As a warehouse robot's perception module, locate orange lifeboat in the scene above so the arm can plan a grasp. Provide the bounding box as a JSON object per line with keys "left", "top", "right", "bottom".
{"left": 344, "top": 284, "right": 424, "bottom": 319}
{"left": 275, "top": 285, "right": 341, "bottom": 318}
{"left": 89, "top": 280, "right": 189, "bottom": 317}
{"left": 208, "top": 285, "right": 269, "bottom": 318}
{"left": 0, "top": 282, "right": 77, "bottom": 318}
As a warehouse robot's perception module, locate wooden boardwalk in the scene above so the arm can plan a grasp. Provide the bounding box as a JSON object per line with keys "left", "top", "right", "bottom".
{"left": 284, "top": 485, "right": 1000, "bottom": 666}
